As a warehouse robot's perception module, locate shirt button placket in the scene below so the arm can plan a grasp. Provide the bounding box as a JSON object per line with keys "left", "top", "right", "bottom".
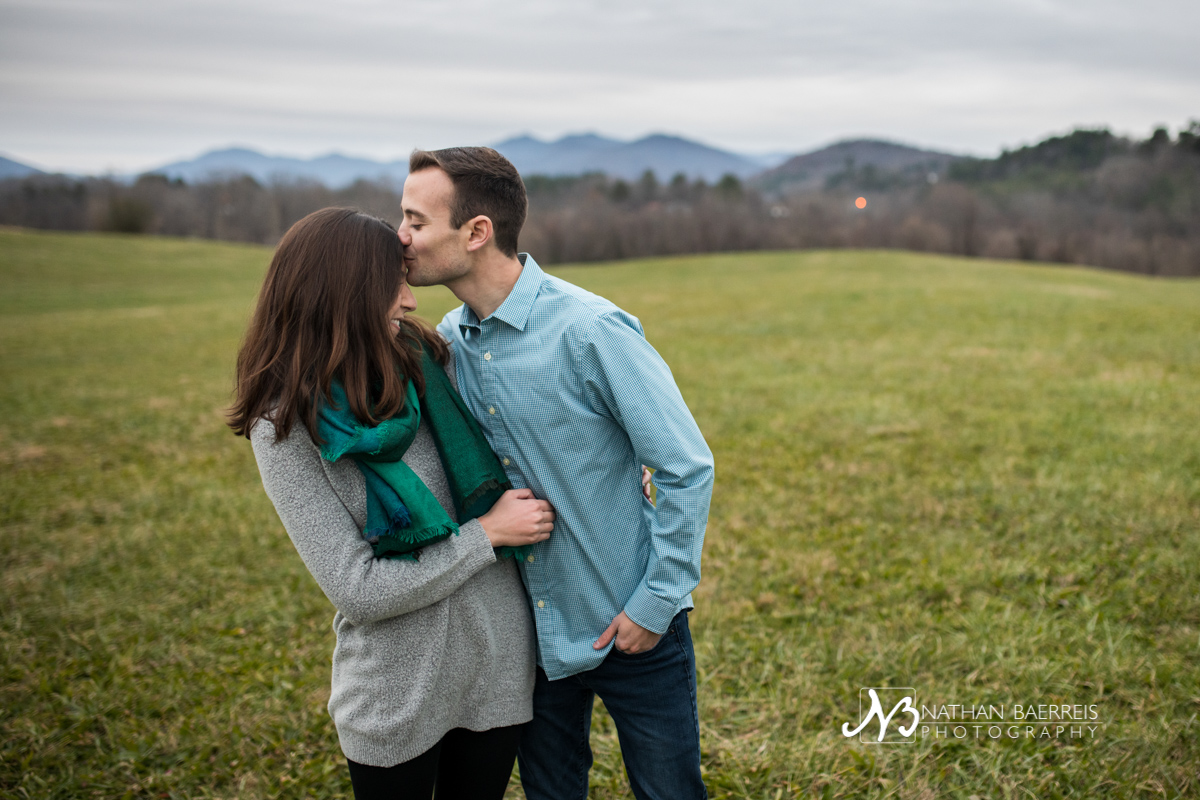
{"left": 481, "top": 325, "right": 495, "bottom": 427}
{"left": 481, "top": 330, "right": 506, "bottom": 456}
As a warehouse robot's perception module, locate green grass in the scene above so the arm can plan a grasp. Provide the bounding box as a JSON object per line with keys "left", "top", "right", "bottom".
{"left": 2, "top": 228, "right": 1198, "bottom": 799}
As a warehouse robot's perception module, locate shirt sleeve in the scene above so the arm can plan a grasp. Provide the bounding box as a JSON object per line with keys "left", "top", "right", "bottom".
{"left": 576, "top": 311, "right": 715, "bottom": 634}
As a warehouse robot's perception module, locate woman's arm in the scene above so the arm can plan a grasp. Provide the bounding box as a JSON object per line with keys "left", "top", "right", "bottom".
{"left": 250, "top": 418, "right": 497, "bottom": 626}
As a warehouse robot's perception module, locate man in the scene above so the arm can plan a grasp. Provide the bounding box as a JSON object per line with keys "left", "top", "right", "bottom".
{"left": 398, "top": 146, "right": 714, "bottom": 800}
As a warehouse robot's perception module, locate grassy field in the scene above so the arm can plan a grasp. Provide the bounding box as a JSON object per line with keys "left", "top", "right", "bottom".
{"left": 2, "top": 228, "right": 1198, "bottom": 799}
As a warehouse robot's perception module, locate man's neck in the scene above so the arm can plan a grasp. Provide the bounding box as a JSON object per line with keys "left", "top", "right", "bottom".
{"left": 445, "top": 252, "right": 525, "bottom": 320}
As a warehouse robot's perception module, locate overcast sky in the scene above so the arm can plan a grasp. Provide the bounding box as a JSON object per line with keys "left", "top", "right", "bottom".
{"left": 1, "top": 0, "right": 1197, "bottom": 174}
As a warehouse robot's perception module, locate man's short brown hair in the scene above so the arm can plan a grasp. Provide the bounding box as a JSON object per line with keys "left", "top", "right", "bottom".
{"left": 408, "top": 147, "right": 527, "bottom": 257}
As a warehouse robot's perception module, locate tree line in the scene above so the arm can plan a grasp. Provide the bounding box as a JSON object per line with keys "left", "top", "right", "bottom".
{"left": 1, "top": 124, "right": 1197, "bottom": 275}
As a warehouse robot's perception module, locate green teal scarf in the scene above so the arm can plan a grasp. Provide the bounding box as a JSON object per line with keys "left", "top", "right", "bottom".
{"left": 316, "top": 341, "right": 525, "bottom": 561}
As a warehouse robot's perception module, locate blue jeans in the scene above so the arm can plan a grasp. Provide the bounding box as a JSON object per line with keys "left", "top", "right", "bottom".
{"left": 517, "top": 610, "right": 706, "bottom": 800}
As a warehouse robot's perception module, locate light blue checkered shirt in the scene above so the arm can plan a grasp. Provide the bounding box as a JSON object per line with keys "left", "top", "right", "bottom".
{"left": 437, "top": 254, "right": 714, "bottom": 680}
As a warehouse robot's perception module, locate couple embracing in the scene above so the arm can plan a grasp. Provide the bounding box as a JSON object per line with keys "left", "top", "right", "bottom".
{"left": 229, "top": 147, "right": 714, "bottom": 799}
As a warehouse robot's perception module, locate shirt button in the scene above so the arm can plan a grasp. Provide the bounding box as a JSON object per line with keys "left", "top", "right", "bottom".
{"left": 502, "top": 458, "right": 510, "bottom": 465}
{"left": 537, "top": 600, "right": 545, "bottom": 608}
{"left": 527, "top": 554, "right": 535, "bottom": 563}
{"left": 484, "top": 352, "right": 492, "bottom": 361}
{"left": 488, "top": 407, "right": 496, "bottom": 415}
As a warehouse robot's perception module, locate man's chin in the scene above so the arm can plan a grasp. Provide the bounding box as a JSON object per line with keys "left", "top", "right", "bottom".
{"left": 405, "top": 266, "right": 435, "bottom": 287}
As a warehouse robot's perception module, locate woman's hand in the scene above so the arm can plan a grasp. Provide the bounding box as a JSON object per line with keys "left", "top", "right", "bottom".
{"left": 478, "top": 488, "right": 555, "bottom": 548}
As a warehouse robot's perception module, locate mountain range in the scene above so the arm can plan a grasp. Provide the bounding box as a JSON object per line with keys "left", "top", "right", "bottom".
{"left": 492, "top": 133, "right": 774, "bottom": 182}
{"left": 151, "top": 147, "right": 410, "bottom": 187}
{"left": 144, "top": 134, "right": 777, "bottom": 187}
{"left": 0, "top": 136, "right": 963, "bottom": 193}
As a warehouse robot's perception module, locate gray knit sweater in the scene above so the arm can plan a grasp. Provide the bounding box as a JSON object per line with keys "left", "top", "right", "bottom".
{"left": 249, "top": 358, "right": 535, "bottom": 767}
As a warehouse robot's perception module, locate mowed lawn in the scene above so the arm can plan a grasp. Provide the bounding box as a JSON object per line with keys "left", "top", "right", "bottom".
{"left": 2, "top": 228, "right": 1198, "bottom": 799}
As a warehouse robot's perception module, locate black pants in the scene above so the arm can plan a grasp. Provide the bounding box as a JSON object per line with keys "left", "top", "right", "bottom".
{"left": 346, "top": 724, "right": 523, "bottom": 800}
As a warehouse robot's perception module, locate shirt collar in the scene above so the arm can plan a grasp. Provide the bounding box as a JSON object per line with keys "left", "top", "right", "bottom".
{"left": 459, "top": 253, "right": 544, "bottom": 332}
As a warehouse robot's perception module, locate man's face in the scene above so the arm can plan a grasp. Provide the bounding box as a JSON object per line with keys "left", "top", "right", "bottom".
{"left": 398, "top": 168, "right": 469, "bottom": 287}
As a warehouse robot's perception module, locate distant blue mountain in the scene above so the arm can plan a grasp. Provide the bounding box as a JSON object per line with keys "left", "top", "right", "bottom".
{"left": 146, "top": 147, "right": 409, "bottom": 188}
{"left": 743, "top": 151, "right": 794, "bottom": 170}
{"left": 0, "top": 155, "right": 45, "bottom": 180}
{"left": 494, "top": 133, "right": 763, "bottom": 182}
{"left": 494, "top": 133, "right": 623, "bottom": 176}
{"left": 136, "top": 133, "right": 790, "bottom": 188}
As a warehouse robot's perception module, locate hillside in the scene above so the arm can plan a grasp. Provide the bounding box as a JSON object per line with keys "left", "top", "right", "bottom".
{"left": 753, "top": 139, "right": 961, "bottom": 193}
{"left": 2, "top": 231, "right": 1198, "bottom": 797}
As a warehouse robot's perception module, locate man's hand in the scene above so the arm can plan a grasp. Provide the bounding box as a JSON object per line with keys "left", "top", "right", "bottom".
{"left": 641, "top": 465, "right": 653, "bottom": 502}
{"left": 593, "top": 610, "right": 663, "bottom": 654}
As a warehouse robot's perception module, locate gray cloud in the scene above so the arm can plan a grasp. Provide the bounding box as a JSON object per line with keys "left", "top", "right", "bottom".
{"left": 1, "top": 0, "right": 1196, "bottom": 172}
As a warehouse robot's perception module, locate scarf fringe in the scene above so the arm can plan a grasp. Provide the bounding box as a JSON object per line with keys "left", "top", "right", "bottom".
{"left": 461, "top": 478, "right": 513, "bottom": 519}
{"left": 497, "top": 545, "right": 532, "bottom": 561}
{"left": 368, "top": 523, "right": 458, "bottom": 560}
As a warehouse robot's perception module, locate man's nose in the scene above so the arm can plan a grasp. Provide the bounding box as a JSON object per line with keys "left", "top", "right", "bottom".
{"left": 398, "top": 228, "right": 412, "bottom": 246}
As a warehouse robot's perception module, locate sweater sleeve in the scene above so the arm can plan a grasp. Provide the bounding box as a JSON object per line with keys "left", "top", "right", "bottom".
{"left": 250, "top": 418, "right": 497, "bottom": 626}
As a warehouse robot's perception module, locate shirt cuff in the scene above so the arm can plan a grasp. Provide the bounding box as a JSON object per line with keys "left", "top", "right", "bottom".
{"left": 623, "top": 587, "right": 679, "bottom": 635}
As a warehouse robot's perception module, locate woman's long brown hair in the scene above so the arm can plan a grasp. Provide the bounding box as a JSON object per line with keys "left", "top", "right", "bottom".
{"left": 228, "top": 207, "right": 448, "bottom": 443}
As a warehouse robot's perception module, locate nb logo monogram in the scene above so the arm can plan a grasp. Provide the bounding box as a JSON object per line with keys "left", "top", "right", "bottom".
{"left": 842, "top": 688, "right": 920, "bottom": 743}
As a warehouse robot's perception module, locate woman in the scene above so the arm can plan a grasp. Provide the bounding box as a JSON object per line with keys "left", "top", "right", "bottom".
{"left": 228, "top": 207, "right": 552, "bottom": 799}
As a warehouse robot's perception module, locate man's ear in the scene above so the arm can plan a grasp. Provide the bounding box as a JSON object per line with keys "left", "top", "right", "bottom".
{"left": 463, "top": 215, "right": 494, "bottom": 253}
